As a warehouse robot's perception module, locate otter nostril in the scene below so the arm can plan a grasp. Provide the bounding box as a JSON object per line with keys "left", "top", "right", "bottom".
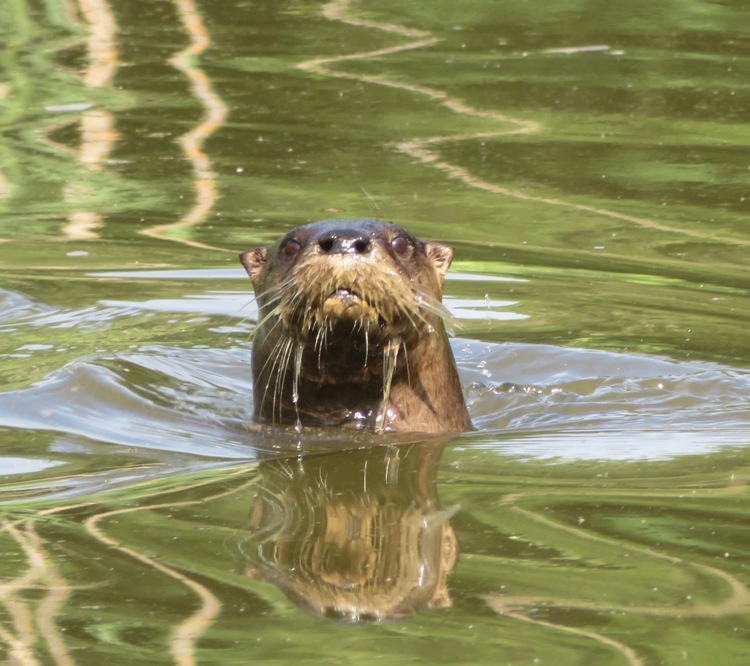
{"left": 318, "top": 237, "right": 335, "bottom": 253}
{"left": 353, "top": 238, "right": 370, "bottom": 253}
{"left": 318, "top": 233, "right": 371, "bottom": 254}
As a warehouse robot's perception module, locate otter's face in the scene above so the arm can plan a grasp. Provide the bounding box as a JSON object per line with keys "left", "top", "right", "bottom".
{"left": 240, "top": 219, "right": 454, "bottom": 350}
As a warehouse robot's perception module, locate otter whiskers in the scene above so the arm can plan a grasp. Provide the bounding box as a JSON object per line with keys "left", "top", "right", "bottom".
{"left": 379, "top": 338, "right": 401, "bottom": 433}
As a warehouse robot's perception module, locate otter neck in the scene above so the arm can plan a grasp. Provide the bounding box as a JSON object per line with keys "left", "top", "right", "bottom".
{"left": 289, "top": 333, "right": 408, "bottom": 431}
{"left": 254, "top": 323, "right": 471, "bottom": 434}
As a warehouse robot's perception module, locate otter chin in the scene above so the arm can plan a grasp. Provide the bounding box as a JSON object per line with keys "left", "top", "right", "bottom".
{"left": 240, "top": 218, "right": 473, "bottom": 434}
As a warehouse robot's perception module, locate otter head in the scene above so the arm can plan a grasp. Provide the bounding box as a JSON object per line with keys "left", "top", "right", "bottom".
{"left": 240, "top": 219, "right": 470, "bottom": 432}
{"left": 241, "top": 219, "right": 453, "bottom": 381}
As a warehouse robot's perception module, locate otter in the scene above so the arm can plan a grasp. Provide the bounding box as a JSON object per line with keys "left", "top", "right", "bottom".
{"left": 240, "top": 219, "right": 473, "bottom": 434}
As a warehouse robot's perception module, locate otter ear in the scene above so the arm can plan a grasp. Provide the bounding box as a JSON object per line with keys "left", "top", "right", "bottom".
{"left": 239, "top": 246, "right": 269, "bottom": 284}
{"left": 425, "top": 242, "right": 454, "bottom": 283}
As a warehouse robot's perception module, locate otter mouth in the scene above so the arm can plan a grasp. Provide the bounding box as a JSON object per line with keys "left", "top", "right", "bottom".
{"left": 327, "top": 287, "right": 362, "bottom": 302}
{"left": 289, "top": 287, "right": 391, "bottom": 351}
{"left": 285, "top": 275, "right": 421, "bottom": 346}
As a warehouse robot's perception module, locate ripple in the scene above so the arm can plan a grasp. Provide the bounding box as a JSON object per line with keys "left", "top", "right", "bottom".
{"left": 0, "top": 289, "right": 56, "bottom": 323}
{"left": 0, "top": 337, "right": 747, "bottom": 467}
{"left": 0, "top": 351, "right": 255, "bottom": 459}
{"left": 458, "top": 341, "right": 750, "bottom": 459}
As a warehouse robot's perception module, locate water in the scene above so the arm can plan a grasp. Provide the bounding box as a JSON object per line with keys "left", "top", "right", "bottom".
{"left": 1, "top": 0, "right": 750, "bottom": 663}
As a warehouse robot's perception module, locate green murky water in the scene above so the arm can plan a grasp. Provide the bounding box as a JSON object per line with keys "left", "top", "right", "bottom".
{"left": 1, "top": 0, "right": 750, "bottom": 663}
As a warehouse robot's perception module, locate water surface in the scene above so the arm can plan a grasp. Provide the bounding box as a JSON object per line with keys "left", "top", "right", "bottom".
{"left": 1, "top": 0, "right": 749, "bottom": 664}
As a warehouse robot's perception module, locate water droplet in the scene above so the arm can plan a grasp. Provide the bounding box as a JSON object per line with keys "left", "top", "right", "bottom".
{"left": 292, "top": 345, "right": 304, "bottom": 405}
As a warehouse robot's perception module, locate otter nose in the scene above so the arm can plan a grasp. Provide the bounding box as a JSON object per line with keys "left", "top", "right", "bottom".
{"left": 317, "top": 230, "right": 372, "bottom": 255}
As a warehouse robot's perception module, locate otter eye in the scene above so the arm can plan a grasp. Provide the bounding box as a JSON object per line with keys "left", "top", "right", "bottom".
{"left": 391, "top": 236, "right": 409, "bottom": 255}
{"left": 282, "top": 239, "right": 301, "bottom": 257}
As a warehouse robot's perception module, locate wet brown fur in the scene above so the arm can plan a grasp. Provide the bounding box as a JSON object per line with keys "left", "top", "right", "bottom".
{"left": 240, "top": 219, "right": 473, "bottom": 434}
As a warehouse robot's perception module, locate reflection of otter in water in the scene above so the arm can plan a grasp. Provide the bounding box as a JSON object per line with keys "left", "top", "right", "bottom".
{"left": 241, "top": 442, "right": 457, "bottom": 622}
{"left": 240, "top": 219, "right": 472, "bottom": 433}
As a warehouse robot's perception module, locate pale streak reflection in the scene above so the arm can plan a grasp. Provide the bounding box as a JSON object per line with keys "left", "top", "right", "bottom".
{"left": 307, "top": 0, "right": 750, "bottom": 249}
{"left": 0, "top": 520, "right": 76, "bottom": 666}
{"left": 140, "top": 0, "right": 229, "bottom": 252}
{"left": 61, "top": 0, "right": 118, "bottom": 241}
{"left": 0, "top": 84, "right": 10, "bottom": 203}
